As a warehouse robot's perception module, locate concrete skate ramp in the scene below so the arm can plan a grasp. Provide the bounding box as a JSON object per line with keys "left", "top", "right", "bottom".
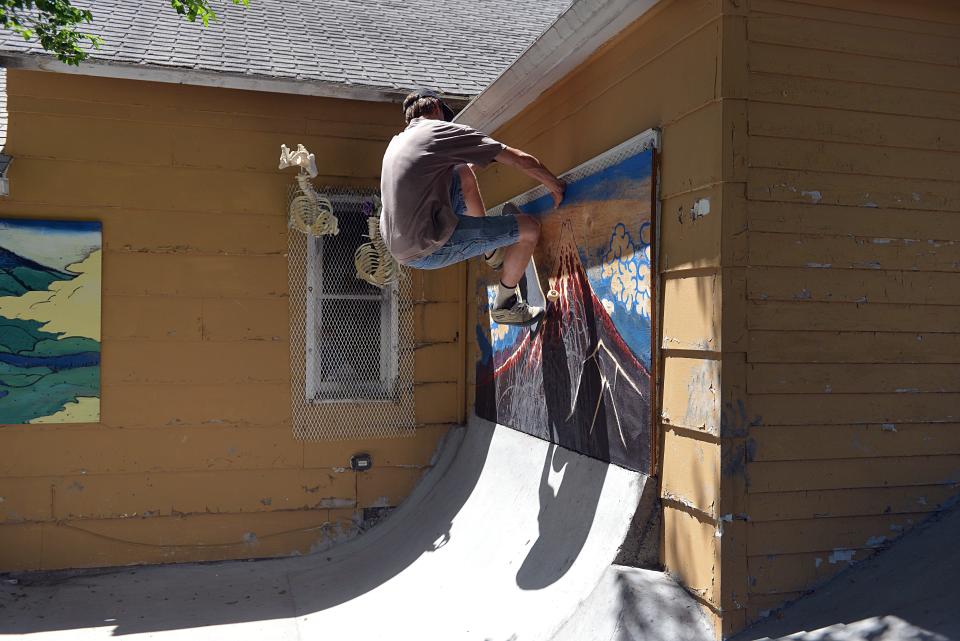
{"left": 0, "top": 417, "right": 648, "bottom": 640}
{"left": 733, "top": 503, "right": 960, "bottom": 641}
{"left": 552, "top": 564, "right": 715, "bottom": 641}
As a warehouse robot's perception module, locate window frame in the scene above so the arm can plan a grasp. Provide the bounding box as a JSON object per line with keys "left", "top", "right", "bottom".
{"left": 304, "top": 193, "right": 399, "bottom": 404}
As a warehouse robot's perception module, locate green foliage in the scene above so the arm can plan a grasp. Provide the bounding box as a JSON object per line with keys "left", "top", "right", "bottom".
{"left": 0, "top": 319, "right": 42, "bottom": 353}
{"left": 0, "top": 0, "right": 250, "bottom": 65}
{"left": 0, "top": 0, "right": 100, "bottom": 65}
{"left": 27, "top": 336, "right": 99, "bottom": 357}
{"left": 10, "top": 264, "right": 70, "bottom": 291}
{"left": 0, "top": 272, "right": 27, "bottom": 296}
{"left": 169, "top": 0, "right": 248, "bottom": 27}
{"left": 0, "top": 261, "right": 70, "bottom": 295}
{"left": 0, "top": 315, "right": 100, "bottom": 423}
{"left": 0, "top": 364, "right": 98, "bottom": 423}
{"left": 0, "top": 359, "right": 50, "bottom": 376}
{"left": 0, "top": 370, "right": 47, "bottom": 387}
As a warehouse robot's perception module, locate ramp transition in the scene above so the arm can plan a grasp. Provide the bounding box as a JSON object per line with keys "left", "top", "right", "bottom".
{"left": 0, "top": 417, "right": 712, "bottom": 641}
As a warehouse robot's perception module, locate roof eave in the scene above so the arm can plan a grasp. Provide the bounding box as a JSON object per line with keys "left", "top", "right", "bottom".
{"left": 0, "top": 52, "right": 474, "bottom": 104}
{"left": 454, "top": 0, "right": 662, "bottom": 132}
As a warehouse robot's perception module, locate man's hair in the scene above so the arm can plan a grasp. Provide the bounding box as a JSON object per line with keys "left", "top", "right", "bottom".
{"left": 402, "top": 89, "right": 455, "bottom": 124}
{"left": 403, "top": 93, "right": 441, "bottom": 124}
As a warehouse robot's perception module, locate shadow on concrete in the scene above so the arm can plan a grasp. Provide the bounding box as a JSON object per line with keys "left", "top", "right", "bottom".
{"left": 513, "top": 291, "right": 610, "bottom": 590}
{"left": 609, "top": 570, "right": 714, "bottom": 641}
{"left": 550, "top": 564, "right": 715, "bottom": 641}
{"left": 516, "top": 441, "right": 607, "bottom": 590}
{"left": 287, "top": 422, "right": 498, "bottom": 614}
{"left": 732, "top": 502, "right": 960, "bottom": 641}
{"left": 743, "top": 616, "right": 951, "bottom": 641}
{"left": 0, "top": 423, "right": 494, "bottom": 637}
{"left": 0, "top": 418, "right": 640, "bottom": 640}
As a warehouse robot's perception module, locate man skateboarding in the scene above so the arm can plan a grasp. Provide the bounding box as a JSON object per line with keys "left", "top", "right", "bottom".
{"left": 380, "top": 89, "right": 565, "bottom": 326}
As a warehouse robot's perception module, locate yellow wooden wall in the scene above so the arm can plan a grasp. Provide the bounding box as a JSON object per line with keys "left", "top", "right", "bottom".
{"left": 726, "top": 0, "right": 960, "bottom": 629}
{"left": 470, "top": 0, "right": 734, "bottom": 634}
{"left": 472, "top": 0, "right": 960, "bottom": 637}
{"left": 0, "top": 70, "right": 463, "bottom": 571}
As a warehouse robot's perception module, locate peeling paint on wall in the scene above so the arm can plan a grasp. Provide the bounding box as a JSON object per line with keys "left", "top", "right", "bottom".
{"left": 369, "top": 495, "right": 391, "bottom": 508}
{"left": 691, "top": 197, "right": 710, "bottom": 221}
{"left": 681, "top": 360, "right": 720, "bottom": 431}
{"left": 316, "top": 498, "right": 356, "bottom": 509}
{"left": 828, "top": 549, "right": 855, "bottom": 564}
{"left": 662, "top": 490, "right": 699, "bottom": 512}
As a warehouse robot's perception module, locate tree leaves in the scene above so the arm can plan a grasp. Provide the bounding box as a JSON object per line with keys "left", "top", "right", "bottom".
{"left": 0, "top": 0, "right": 250, "bottom": 65}
{"left": 170, "top": 0, "right": 249, "bottom": 27}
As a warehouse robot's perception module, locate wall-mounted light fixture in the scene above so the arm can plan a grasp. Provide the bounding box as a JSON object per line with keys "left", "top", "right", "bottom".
{"left": 350, "top": 453, "right": 373, "bottom": 472}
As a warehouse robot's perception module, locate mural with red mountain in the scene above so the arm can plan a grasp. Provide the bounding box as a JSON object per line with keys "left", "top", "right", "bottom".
{"left": 476, "top": 224, "right": 653, "bottom": 473}
{"left": 476, "top": 142, "right": 656, "bottom": 474}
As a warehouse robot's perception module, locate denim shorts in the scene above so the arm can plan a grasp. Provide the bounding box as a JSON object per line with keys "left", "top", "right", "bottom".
{"left": 406, "top": 213, "right": 520, "bottom": 270}
{"left": 450, "top": 170, "right": 468, "bottom": 216}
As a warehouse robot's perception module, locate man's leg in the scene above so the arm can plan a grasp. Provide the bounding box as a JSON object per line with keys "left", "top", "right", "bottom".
{"left": 403, "top": 206, "right": 541, "bottom": 325}
{"left": 492, "top": 214, "right": 542, "bottom": 324}
{"left": 454, "top": 166, "right": 542, "bottom": 323}
{"left": 456, "top": 164, "right": 513, "bottom": 271}
{"left": 456, "top": 164, "right": 486, "bottom": 217}
{"left": 499, "top": 214, "right": 539, "bottom": 287}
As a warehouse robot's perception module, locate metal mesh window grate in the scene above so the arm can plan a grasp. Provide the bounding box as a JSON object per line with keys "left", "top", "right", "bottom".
{"left": 288, "top": 186, "right": 416, "bottom": 440}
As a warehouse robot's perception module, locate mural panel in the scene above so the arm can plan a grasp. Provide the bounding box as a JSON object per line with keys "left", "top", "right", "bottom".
{"left": 476, "top": 132, "right": 657, "bottom": 473}
{"left": 0, "top": 219, "right": 102, "bottom": 424}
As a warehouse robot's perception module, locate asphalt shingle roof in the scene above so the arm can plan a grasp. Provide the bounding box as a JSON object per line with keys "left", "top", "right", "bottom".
{"left": 0, "top": 0, "right": 572, "bottom": 97}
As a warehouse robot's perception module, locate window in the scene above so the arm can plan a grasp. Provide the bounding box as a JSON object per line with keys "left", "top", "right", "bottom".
{"left": 305, "top": 192, "right": 398, "bottom": 402}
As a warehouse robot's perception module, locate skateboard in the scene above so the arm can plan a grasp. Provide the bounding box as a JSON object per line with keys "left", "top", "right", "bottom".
{"left": 519, "top": 253, "right": 563, "bottom": 331}
{"left": 519, "top": 256, "right": 546, "bottom": 310}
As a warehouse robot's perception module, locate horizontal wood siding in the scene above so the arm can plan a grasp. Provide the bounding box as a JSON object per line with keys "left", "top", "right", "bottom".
{"left": 0, "top": 70, "right": 460, "bottom": 571}
{"left": 740, "top": 0, "right": 960, "bottom": 627}
{"left": 469, "top": 1, "right": 730, "bottom": 634}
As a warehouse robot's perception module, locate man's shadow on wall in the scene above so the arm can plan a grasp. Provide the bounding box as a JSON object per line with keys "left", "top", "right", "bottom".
{"left": 516, "top": 305, "right": 609, "bottom": 590}
{"left": 515, "top": 441, "right": 608, "bottom": 590}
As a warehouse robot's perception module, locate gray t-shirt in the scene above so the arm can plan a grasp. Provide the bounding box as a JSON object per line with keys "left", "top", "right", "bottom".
{"left": 380, "top": 118, "right": 505, "bottom": 263}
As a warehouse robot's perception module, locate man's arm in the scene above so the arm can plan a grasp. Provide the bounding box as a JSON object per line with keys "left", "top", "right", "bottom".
{"left": 494, "top": 146, "right": 565, "bottom": 208}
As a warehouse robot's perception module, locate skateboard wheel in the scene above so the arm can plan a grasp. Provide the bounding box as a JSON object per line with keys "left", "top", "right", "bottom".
{"left": 546, "top": 289, "right": 560, "bottom": 302}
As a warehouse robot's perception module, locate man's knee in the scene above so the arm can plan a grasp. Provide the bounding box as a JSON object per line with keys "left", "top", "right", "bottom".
{"left": 516, "top": 214, "right": 540, "bottom": 244}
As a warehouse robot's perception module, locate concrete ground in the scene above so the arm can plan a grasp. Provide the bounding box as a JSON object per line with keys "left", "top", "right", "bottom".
{"left": 553, "top": 564, "right": 714, "bottom": 641}
{"left": 0, "top": 417, "right": 713, "bottom": 641}
{"left": 733, "top": 502, "right": 960, "bottom": 641}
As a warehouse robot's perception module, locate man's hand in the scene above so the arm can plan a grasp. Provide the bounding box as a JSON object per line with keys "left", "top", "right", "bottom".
{"left": 495, "top": 146, "right": 565, "bottom": 209}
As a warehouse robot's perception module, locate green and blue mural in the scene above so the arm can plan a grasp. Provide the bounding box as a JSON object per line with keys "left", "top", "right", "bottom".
{"left": 0, "top": 219, "right": 101, "bottom": 424}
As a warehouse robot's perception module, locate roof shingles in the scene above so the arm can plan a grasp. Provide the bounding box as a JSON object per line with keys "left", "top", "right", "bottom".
{"left": 0, "top": 0, "right": 571, "bottom": 97}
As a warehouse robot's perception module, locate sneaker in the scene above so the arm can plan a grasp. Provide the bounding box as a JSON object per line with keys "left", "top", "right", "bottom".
{"left": 501, "top": 201, "right": 521, "bottom": 216}
{"left": 484, "top": 247, "right": 505, "bottom": 271}
{"left": 491, "top": 295, "right": 544, "bottom": 326}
